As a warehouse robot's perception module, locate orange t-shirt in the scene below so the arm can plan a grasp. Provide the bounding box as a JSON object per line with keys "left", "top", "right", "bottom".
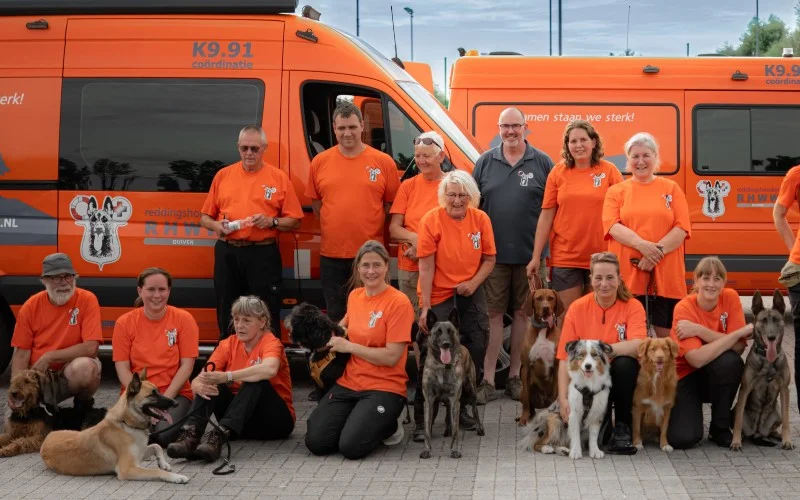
{"left": 556, "top": 293, "right": 647, "bottom": 361}
{"left": 201, "top": 161, "right": 303, "bottom": 241}
{"left": 670, "top": 288, "right": 746, "bottom": 380}
{"left": 208, "top": 333, "right": 295, "bottom": 421}
{"left": 416, "top": 206, "right": 497, "bottom": 306}
{"left": 11, "top": 288, "right": 103, "bottom": 370}
{"left": 390, "top": 175, "right": 442, "bottom": 272}
{"left": 112, "top": 306, "right": 200, "bottom": 400}
{"left": 543, "top": 160, "right": 623, "bottom": 269}
{"left": 304, "top": 145, "right": 400, "bottom": 258}
{"left": 776, "top": 165, "right": 800, "bottom": 264}
{"left": 337, "top": 286, "right": 414, "bottom": 396}
{"left": 602, "top": 177, "right": 692, "bottom": 299}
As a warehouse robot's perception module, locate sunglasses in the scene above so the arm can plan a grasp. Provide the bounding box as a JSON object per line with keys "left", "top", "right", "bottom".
{"left": 239, "top": 145, "right": 262, "bottom": 153}
{"left": 413, "top": 137, "right": 442, "bottom": 149}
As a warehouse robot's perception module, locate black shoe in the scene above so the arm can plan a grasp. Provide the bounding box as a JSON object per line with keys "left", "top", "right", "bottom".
{"left": 709, "top": 428, "right": 733, "bottom": 448}
{"left": 459, "top": 406, "right": 477, "bottom": 431}
{"left": 307, "top": 388, "right": 321, "bottom": 402}
{"left": 605, "top": 422, "right": 637, "bottom": 455}
{"left": 412, "top": 423, "right": 425, "bottom": 443}
{"left": 194, "top": 426, "right": 230, "bottom": 463}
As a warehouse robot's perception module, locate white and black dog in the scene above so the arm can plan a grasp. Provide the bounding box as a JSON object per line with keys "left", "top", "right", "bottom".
{"left": 519, "top": 339, "right": 612, "bottom": 460}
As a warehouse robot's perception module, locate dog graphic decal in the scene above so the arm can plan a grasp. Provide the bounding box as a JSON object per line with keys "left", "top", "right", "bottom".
{"left": 662, "top": 193, "right": 673, "bottom": 209}
{"left": 468, "top": 232, "right": 482, "bottom": 250}
{"left": 366, "top": 166, "right": 381, "bottom": 182}
{"left": 166, "top": 329, "right": 177, "bottom": 347}
{"left": 591, "top": 172, "right": 606, "bottom": 188}
{"left": 518, "top": 171, "right": 534, "bottom": 187}
{"left": 69, "top": 308, "right": 79, "bottom": 326}
{"left": 615, "top": 323, "right": 627, "bottom": 341}
{"left": 262, "top": 185, "right": 277, "bottom": 200}
{"left": 719, "top": 312, "right": 728, "bottom": 333}
{"left": 368, "top": 311, "right": 383, "bottom": 328}
{"left": 696, "top": 180, "right": 731, "bottom": 221}
{"left": 69, "top": 195, "right": 132, "bottom": 270}
{"left": 249, "top": 356, "right": 262, "bottom": 366}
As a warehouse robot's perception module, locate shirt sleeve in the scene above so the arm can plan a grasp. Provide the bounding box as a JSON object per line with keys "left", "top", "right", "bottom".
{"left": 304, "top": 156, "right": 322, "bottom": 200}
{"left": 602, "top": 183, "right": 624, "bottom": 240}
{"left": 776, "top": 167, "right": 800, "bottom": 209}
{"left": 111, "top": 314, "right": 133, "bottom": 362}
{"left": 541, "top": 166, "right": 559, "bottom": 209}
{"left": 480, "top": 212, "right": 497, "bottom": 256}
{"left": 80, "top": 293, "right": 104, "bottom": 343}
{"left": 208, "top": 338, "right": 230, "bottom": 372}
{"left": 259, "top": 337, "right": 286, "bottom": 365}
{"left": 608, "top": 165, "right": 624, "bottom": 185}
{"left": 10, "top": 301, "right": 35, "bottom": 350}
{"left": 278, "top": 172, "right": 304, "bottom": 220}
{"left": 671, "top": 298, "right": 703, "bottom": 357}
{"left": 670, "top": 182, "right": 692, "bottom": 238}
{"left": 200, "top": 172, "right": 222, "bottom": 218}
{"left": 390, "top": 181, "right": 410, "bottom": 215}
{"left": 556, "top": 308, "right": 579, "bottom": 361}
{"left": 178, "top": 311, "right": 200, "bottom": 359}
{"left": 382, "top": 156, "right": 401, "bottom": 203}
{"left": 415, "top": 211, "right": 439, "bottom": 259}
{"left": 625, "top": 300, "right": 648, "bottom": 340}
{"left": 385, "top": 294, "right": 414, "bottom": 344}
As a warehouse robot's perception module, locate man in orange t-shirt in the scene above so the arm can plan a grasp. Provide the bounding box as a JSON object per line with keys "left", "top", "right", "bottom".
{"left": 11, "top": 253, "right": 102, "bottom": 409}
{"left": 305, "top": 101, "right": 400, "bottom": 323}
{"left": 201, "top": 125, "right": 303, "bottom": 339}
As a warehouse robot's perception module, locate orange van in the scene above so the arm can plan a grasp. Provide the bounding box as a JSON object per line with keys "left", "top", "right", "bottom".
{"left": 448, "top": 55, "right": 800, "bottom": 294}
{"left": 0, "top": 0, "right": 482, "bottom": 373}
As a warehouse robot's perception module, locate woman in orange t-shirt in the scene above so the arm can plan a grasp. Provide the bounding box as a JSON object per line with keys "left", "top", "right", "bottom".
{"left": 603, "top": 132, "right": 691, "bottom": 338}
{"left": 305, "top": 240, "right": 414, "bottom": 460}
{"left": 667, "top": 257, "right": 752, "bottom": 450}
{"left": 529, "top": 120, "right": 623, "bottom": 311}
{"left": 166, "top": 296, "right": 295, "bottom": 463}
{"left": 112, "top": 267, "right": 199, "bottom": 447}
{"left": 556, "top": 252, "right": 647, "bottom": 455}
{"left": 389, "top": 131, "right": 446, "bottom": 442}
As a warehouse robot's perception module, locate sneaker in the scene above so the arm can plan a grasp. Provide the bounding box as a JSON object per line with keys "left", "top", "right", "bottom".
{"left": 166, "top": 424, "right": 202, "bottom": 459}
{"left": 605, "top": 422, "right": 637, "bottom": 455}
{"left": 475, "top": 380, "right": 498, "bottom": 406}
{"left": 459, "top": 405, "right": 477, "bottom": 430}
{"left": 194, "top": 426, "right": 230, "bottom": 463}
{"left": 504, "top": 376, "right": 522, "bottom": 401}
{"left": 383, "top": 414, "right": 405, "bottom": 446}
{"left": 411, "top": 422, "right": 425, "bottom": 443}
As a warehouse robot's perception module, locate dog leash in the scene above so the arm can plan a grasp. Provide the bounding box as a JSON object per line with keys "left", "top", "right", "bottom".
{"left": 148, "top": 362, "right": 235, "bottom": 475}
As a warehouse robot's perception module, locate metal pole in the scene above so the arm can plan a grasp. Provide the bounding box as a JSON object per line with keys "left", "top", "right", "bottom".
{"left": 756, "top": 0, "right": 760, "bottom": 56}
{"left": 356, "top": 0, "right": 359, "bottom": 36}
{"left": 444, "top": 56, "right": 448, "bottom": 103}
{"left": 558, "top": 0, "right": 562, "bottom": 55}
{"left": 625, "top": 5, "right": 630, "bottom": 54}
{"left": 549, "top": 0, "right": 552, "bottom": 56}
{"left": 686, "top": 42, "right": 690, "bottom": 57}
{"left": 410, "top": 13, "right": 414, "bottom": 60}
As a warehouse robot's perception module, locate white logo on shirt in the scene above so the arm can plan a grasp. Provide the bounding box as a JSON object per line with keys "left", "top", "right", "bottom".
{"left": 615, "top": 323, "right": 627, "bottom": 341}
{"left": 366, "top": 166, "right": 381, "bottom": 182}
{"left": 662, "top": 194, "right": 673, "bottom": 209}
{"left": 368, "top": 311, "right": 383, "bottom": 328}
{"left": 591, "top": 172, "right": 606, "bottom": 188}
{"left": 262, "top": 185, "right": 277, "bottom": 200}
{"left": 518, "top": 171, "right": 534, "bottom": 187}
{"left": 69, "top": 308, "right": 79, "bottom": 326}
{"left": 720, "top": 312, "right": 728, "bottom": 333}
{"left": 166, "top": 328, "right": 177, "bottom": 347}
{"left": 250, "top": 357, "right": 262, "bottom": 366}
{"left": 468, "top": 232, "right": 482, "bottom": 250}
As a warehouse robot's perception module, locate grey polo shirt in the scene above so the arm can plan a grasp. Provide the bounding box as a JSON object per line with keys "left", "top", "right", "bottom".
{"left": 472, "top": 141, "right": 554, "bottom": 265}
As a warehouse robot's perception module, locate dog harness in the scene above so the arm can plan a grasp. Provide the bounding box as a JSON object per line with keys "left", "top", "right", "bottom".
{"left": 575, "top": 384, "right": 608, "bottom": 421}
{"left": 309, "top": 331, "right": 348, "bottom": 388}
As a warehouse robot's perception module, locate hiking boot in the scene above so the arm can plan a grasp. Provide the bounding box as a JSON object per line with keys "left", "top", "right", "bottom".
{"left": 194, "top": 426, "right": 230, "bottom": 463}
{"left": 166, "top": 425, "right": 202, "bottom": 459}
{"left": 459, "top": 405, "right": 477, "bottom": 430}
{"left": 475, "top": 380, "right": 497, "bottom": 406}
{"left": 412, "top": 422, "right": 425, "bottom": 443}
{"left": 383, "top": 414, "right": 405, "bottom": 446}
{"left": 605, "top": 422, "right": 637, "bottom": 455}
{"left": 504, "top": 376, "right": 522, "bottom": 401}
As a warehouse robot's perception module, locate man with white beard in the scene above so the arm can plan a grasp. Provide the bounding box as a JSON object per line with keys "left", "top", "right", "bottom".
{"left": 11, "top": 253, "right": 103, "bottom": 408}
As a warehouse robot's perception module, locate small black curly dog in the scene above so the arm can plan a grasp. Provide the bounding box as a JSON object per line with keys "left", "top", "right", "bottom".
{"left": 284, "top": 303, "right": 350, "bottom": 398}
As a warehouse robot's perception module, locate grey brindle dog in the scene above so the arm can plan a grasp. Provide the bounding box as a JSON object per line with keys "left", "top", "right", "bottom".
{"left": 420, "top": 308, "right": 485, "bottom": 459}
{"left": 731, "top": 289, "right": 794, "bottom": 451}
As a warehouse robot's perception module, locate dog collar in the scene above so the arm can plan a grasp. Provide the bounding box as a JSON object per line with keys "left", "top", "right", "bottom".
{"left": 530, "top": 317, "right": 553, "bottom": 329}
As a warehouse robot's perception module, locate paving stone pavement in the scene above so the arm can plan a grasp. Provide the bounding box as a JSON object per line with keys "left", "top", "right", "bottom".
{"left": 2, "top": 320, "right": 800, "bottom": 499}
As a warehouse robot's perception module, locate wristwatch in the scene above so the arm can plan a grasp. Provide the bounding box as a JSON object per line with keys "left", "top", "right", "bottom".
{"left": 226, "top": 371, "right": 233, "bottom": 383}
{"left": 271, "top": 217, "right": 279, "bottom": 228}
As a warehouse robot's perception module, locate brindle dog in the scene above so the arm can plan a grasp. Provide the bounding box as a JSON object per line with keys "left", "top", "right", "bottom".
{"left": 420, "top": 308, "right": 485, "bottom": 459}
{"left": 731, "top": 289, "right": 794, "bottom": 451}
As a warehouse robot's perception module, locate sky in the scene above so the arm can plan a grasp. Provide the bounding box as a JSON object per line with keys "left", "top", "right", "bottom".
{"left": 303, "top": 0, "right": 797, "bottom": 93}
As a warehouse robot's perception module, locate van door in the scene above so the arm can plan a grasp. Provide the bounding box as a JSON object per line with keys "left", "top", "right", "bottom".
{"left": 60, "top": 18, "right": 282, "bottom": 344}
{"left": 686, "top": 91, "right": 800, "bottom": 291}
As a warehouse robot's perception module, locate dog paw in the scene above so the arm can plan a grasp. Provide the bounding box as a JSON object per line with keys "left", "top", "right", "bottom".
{"left": 569, "top": 448, "right": 583, "bottom": 460}
{"left": 661, "top": 444, "right": 673, "bottom": 453}
{"left": 158, "top": 460, "right": 172, "bottom": 472}
{"left": 590, "top": 449, "right": 604, "bottom": 459}
{"left": 540, "top": 445, "right": 554, "bottom": 454}
{"left": 167, "top": 473, "right": 189, "bottom": 484}
{"left": 634, "top": 442, "right": 644, "bottom": 451}
{"left": 518, "top": 418, "right": 528, "bottom": 427}
{"left": 450, "top": 450, "right": 462, "bottom": 459}
{"left": 555, "top": 446, "right": 570, "bottom": 456}
{"left": 782, "top": 441, "right": 794, "bottom": 451}
{"left": 477, "top": 427, "right": 485, "bottom": 437}
{"left": 730, "top": 441, "right": 743, "bottom": 452}
{"left": 419, "top": 450, "right": 431, "bottom": 459}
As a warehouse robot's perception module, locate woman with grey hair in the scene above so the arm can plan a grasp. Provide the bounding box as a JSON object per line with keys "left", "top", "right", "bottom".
{"left": 416, "top": 169, "right": 496, "bottom": 429}
{"left": 602, "top": 132, "right": 691, "bottom": 340}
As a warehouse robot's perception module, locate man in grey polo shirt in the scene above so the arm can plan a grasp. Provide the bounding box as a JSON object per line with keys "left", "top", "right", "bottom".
{"left": 472, "top": 107, "right": 554, "bottom": 404}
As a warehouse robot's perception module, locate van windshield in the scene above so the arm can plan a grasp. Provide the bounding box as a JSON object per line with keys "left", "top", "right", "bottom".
{"left": 336, "top": 29, "right": 482, "bottom": 164}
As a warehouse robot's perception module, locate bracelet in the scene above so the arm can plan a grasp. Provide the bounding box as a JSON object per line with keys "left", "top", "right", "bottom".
{"left": 226, "top": 371, "right": 233, "bottom": 383}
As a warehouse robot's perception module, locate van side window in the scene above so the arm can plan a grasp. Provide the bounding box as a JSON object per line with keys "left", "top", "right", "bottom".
{"left": 387, "top": 101, "right": 422, "bottom": 172}
{"left": 695, "top": 106, "right": 800, "bottom": 174}
{"left": 59, "top": 78, "right": 264, "bottom": 192}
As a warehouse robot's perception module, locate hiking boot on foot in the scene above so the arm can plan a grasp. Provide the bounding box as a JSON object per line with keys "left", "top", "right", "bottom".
{"left": 504, "top": 376, "right": 522, "bottom": 401}
{"left": 166, "top": 424, "right": 202, "bottom": 459}
{"left": 709, "top": 426, "right": 733, "bottom": 448}
{"left": 412, "top": 422, "right": 425, "bottom": 443}
{"left": 475, "top": 380, "right": 497, "bottom": 406}
{"left": 605, "top": 422, "right": 637, "bottom": 455}
{"left": 194, "top": 426, "right": 230, "bottom": 463}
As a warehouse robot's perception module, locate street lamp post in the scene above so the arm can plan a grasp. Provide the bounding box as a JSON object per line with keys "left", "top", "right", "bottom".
{"left": 404, "top": 7, "right": 414, "bottom": 61}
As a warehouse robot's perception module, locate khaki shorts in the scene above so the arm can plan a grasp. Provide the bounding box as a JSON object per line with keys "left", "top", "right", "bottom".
{"left": 485, "top": 263, "right": 534, "bottom": 314}
{"left": 398, "top": 269, "right": 420, "bottom": 316}
{"left": 43, "top": 357, "right": 102, "bottom": 407}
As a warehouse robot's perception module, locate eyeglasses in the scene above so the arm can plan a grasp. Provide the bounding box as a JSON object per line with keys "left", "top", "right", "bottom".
{"left": 445, "top": 193, "right": 470, "bottom": 201}
{"left": 498, "top": 123, "right": 524, "bottom": 131}
{"left": 239, "top": 145, "right": 262, "bottom": 153}
{"left": 44, "top": 274, "right": 75, "bottom": 283}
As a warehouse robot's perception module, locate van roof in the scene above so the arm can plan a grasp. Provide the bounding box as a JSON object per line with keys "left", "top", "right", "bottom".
{"left": 449, "top": 56, "right": 795, "bottom": 91}
{"left": 0, "top": 0, "right": 298, "bottom": 15}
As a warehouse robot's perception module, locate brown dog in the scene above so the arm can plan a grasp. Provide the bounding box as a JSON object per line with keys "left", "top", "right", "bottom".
{"left": 632, "top": 338, "right": 678, "bottom": 452}
{"left": 519, "top": 288, "right": 564, "bottom": 426}
{"left": 0, "top": 370, "right": 51, "bottom": 457}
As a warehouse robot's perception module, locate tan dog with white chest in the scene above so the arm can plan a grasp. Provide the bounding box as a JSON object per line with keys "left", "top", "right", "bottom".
{"left": 632, "top": 337, "right": 678, "bottom": 452}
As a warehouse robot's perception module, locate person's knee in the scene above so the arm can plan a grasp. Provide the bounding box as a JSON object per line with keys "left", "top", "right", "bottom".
{"left": 338, "top": 436, "right": 370, "bottom": 460}
{"left": 65, "top": 357, "right": 101, "bottom": 391}
{"left": 708, "top": 350, "right": 743, "bottom": 383}
{"left": 611, "top": 355, "right": 639, "bottom": 379}
{"left": 304, "top": 423, "right": 336, "bottom": 456}
{"left": 667, "top": 428, "right": 702, "bottom": 450}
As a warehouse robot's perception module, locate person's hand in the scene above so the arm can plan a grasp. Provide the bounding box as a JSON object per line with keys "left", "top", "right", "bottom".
{"left": 455, "top": 280, "right": 478, "bottom": 297}
{"left": 637, "top": 257, "right": 656, "bottom": 272}
{"left": 636, "top": 241, "right": 664, "bottom": 264}
{"left": 328, "top": 336, "right": 353, "bottom": 354}
{"left": 675, "top": 320, "right": 703, "bottom": 340}
{"left": 215, "top": 220, "right": 233, "bottom": 237}
{"left": 31, "top": 353, "right": 52, "bottom": 373}
{"left": 251, "top": 213, "right": 271, "bottom": 229}
{"left": 198, "top": 370, "right": 227, "bottom": 385}
{"left": 526, "top": 257, "right": 541, "bottom": 279}
{"left": 559, "top": 397, "right": 570, "bottom": 424}
{"left": 403, "top": 244, "right": 418, "bottom": 261}
{"left": 418, "top": 306, "right": 430, "bottom": 334}
{"left": 738, "top": 323, "right": 755, "bottom": 341}
{"left": 194, "top": 381, "right": 220, "bottom": 400}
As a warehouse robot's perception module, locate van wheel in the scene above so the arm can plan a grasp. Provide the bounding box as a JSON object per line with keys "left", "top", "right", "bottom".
{"left": 494, "top": 314, "right": 513, "bottom": 389}
{"left": 0, "top": 300, "right": 15, "bottom": 377}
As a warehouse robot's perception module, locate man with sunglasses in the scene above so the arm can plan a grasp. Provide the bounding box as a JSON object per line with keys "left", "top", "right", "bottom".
{"left": 201, "top": 125, "right": 303, "bottom": 339}
{"left": 471, "top": 107, "right": 554, "bottom": 404}
{"left": 11, "top": 253, "right": 103, "bottom": 409}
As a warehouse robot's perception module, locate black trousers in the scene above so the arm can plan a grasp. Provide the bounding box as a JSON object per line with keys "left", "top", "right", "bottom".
{"left": 320, "top": 256, "right": 354, "bottom": 323}
{"left": 788, "top": 283, "right": 800, "bottom": 412}
{"left": 186, "top": 380, "right": 294, "bottom": 440}
{"left": 414, "top": 288, "right": 489, "bottom": 424}
{"left": 214, "top": 240, "right": 282, "bottom": 339}
{"left": 607, "top": 355, "right": 639, "bottom": 427}
{"left": 667, "top": 350, "right": 743, "bottom": 450}
{"left": 305, "top": 384, "right": 406, "bottom": 460}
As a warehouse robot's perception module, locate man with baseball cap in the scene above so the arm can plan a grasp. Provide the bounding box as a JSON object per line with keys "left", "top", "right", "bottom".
{"left": 11, "top": 253, "right": 103, "bottom": 408}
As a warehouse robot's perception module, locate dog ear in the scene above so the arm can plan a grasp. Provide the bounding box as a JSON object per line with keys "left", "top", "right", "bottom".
{"left": 772, "top": 289, "right": 786, "bottom": 316}
{"left": 128, "top": 372, "right": 142, "bottom": 397}
{"left": 553, "top": 291, "right": 566, "bottom": 318}
{"left": 565, "top": 340, "right": 578, "bottom": 355}
{"left": 522, "top": 292, "right": 534, "bottom": 318}
{"left": 599, "top": 341, "right": 613, "bottom": 356}
{"left": 139, "top": 367, "right": 148, "bottom": 381}
{"left": 752, "top": 290, "right": 763, "bottom": 317}
{"left": 426, "top": 308, "right": 438, "bottom": 332}
{"left": 447, "top": 307, "right": 460, "bottom": 329}
{"left": 637, "top": 338, "right": 650, "bottom": 360}
{"left": 667, "top": 338, "right": 679, "bottom": 358}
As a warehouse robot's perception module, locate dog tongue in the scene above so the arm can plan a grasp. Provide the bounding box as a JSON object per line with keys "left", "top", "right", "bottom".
{"left": 440, "top": 348, "right": 452, "bottom": 365}
{"left": 544, "top": 315, "right": 554, "bottom": 328}
{"left": 767, "top": 340, "right": 778, "bottom": 363}
{"left": 151, "top": 408, "right": 173, "bottom": 426}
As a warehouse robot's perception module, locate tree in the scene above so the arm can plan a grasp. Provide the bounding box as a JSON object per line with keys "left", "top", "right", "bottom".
{"left": 609, "top": 48, "right": 638, "bottom": 56}
{"left": 433, "top": 84, "right": 449, "bottom": 108}
{"left": 716, "top": 13, "right": 788, "bottom": 56}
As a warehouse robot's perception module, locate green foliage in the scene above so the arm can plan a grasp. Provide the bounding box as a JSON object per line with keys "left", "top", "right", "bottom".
{"left": 433, "top": 84, "right": 449, "bottom": 108}
{"left": 716, "top": 10, "right": 792, "bottom": 56}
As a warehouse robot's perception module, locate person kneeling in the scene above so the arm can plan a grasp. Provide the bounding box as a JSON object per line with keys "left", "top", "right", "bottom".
{"left": 167, "top": 296, "right": 295, "bottom": 462}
